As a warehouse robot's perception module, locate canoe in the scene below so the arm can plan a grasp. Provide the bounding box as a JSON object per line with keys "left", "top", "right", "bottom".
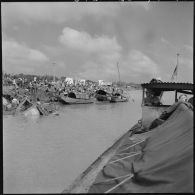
{"left": 110, "top": 95, "right": 128, "bottom": 103}
{"left": 59, "top": 92, "right": 94, "bottom": 104}
{"left": 23, "top": 105, "right": 40, "bottom": 117}
{"left": 95, "top": 90, "right": 111, "bottom": 102}
{"left": 60, "top": 96, "right": 94, "bottom": 104}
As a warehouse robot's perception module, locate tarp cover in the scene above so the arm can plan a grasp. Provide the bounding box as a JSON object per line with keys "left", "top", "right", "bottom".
{"left": 68, "top": 92, "right": 89, "bottom": 99}
{"left": 89, "top": 102, "right": 193, "bottom": 193}
{"left": 96, "top": 90, "right": 107, "bottom": 95}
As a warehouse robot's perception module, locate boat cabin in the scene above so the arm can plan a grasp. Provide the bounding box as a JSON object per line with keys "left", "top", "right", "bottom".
{"left": 95, "top": 89, "right": 108, "bottom": 96}
{"left": 68, "top": 92, "right": 90, "bottom": 100}
{"left": 141, "top": 82, "right": 193, "bottom": 129}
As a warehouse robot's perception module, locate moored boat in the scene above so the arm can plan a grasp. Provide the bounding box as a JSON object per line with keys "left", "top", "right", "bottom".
{"left": 23, "top": 104, "right": 40, "bottom": 117}
{"left": 59, "top": 92, "right": 94, "bottom": 104}
{"left": 16, "top": 97, "right": 33, "bottom": 111}
{"left": 62, "top": 82, "right": 193, "bottom": 193}
{"left": 110, "top": 93, "right": 128, "bottom": 103}
{"left": 95, "top": 90, "right": 111, "bottom": 102}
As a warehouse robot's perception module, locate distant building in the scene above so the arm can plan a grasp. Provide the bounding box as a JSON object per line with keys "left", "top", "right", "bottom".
{"left": 102, "top": 81, "right": 112, "bottom": 86}
{"left": 73, "top": 78, "right": 85, "bottom": 85}
{"left": 78, "top": 79, "right": 86, "bottom": 85}
{"left": 98, "top": 80, "right": 112, "bottom": 86}
{"left": 86, "top": 80, "right": 98, "bottom": 85}
{"left": 98, "top": 80, "right": 104, "bottom": 86}
{"left": 65, "top": 77, "right": 74, "bottom": 85}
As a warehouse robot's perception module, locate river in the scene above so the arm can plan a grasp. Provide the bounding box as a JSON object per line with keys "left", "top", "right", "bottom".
{"left": 3, "top": 90, "right": 142, "bottom": 193}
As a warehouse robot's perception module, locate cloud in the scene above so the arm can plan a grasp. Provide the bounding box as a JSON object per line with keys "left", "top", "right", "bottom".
{"left": 77, "top": 50, "right": 160, "bottom": 83}
{"left": 2, "top": 38, "right": 49, "bottom": 73}
{"left": 160, "top": 37, "right": 177, "bottom": 50}
{"left": 57, "top": 27, "right": 123, "bottom": 80}
{"left": 2, "top": 2, "right": 119, "bottom": 26}
{"left": 184, "top": 44, "right": 193, "bottom": 54}
{"left": 57, "top": 28, "right": 159, "bottom": 82}
{"left": 118, "top": 50, "right": 160, "bottom": 82}
{"left": 59, "top": 27, "right": 122, "bottom": 54}
{"left": 127, "top": 50, "right": 159, "bottom": 74}
{"left": 3, "top": 39, "right": 48, "bottom": 62}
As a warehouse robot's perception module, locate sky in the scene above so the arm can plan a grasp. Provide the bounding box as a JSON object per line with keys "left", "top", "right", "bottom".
{"left": 2, "top": 2, "right": 193, "bottom": 83}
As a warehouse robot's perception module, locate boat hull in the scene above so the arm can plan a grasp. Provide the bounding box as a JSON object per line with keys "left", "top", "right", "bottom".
{"left": 23, "top": 105, "right": 40, "bottom": 117}
{"left": 110, "top": 96, "right": 128, "bottom": 103}
{"left": 60, "top": 96, "right": 94, "bottom": 104}
{"left": 95, "top": 94, "right": 111, "bottom": 101}
{"left": 62, "top": 102, "right": 193, "bottom": 193}
{"left": 62, "top": 123, "right": 140, "bottom": 193}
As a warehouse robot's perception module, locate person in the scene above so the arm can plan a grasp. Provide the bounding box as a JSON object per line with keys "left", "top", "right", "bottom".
{"left": 178, "top": 94, "right": 187, "bottom": 102}
{"left": 144, "top": 89, "right": 161, "bottom": 106}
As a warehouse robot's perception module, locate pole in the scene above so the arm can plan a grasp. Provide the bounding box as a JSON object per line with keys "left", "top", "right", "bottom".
{"left": 53, "top": 62, "right": 56, "bottom": 82}
{"left": 117, "top": 62, "right": 121, "bottom": 86}
{"left": 176, "top": 53, "right": 179, "bottom": 82}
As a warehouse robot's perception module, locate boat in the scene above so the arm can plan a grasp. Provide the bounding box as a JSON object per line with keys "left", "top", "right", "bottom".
{"left": 15, "top": 96, "right": 34, "bottom": 113}
{"left": 14, "top": 97, "right": 40, "bottom": 117}
{"left": 62, "top": 81, "right": 193, "bottom": 193}
{"left": 23, "top": 104, "right": 41, "bottom": 117}
{"left": 95, "top": 90, "right": 111, "bottom": 101}
{"left": 110, "top": 93, "right": 128, "bottom": 103}
{"left": 59, "top": 92, "right": 94, "bottom": 104}
{"left": 15, "top": 96, "right": 51, "bottom": 116}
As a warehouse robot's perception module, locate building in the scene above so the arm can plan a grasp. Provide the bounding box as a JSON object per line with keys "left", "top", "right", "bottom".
{"left": 65, "top": 77, "right": 74, "bottom": 85}
{"left": 98, "top": 80, "right": 112, "bottom": 86}
{"left": 98, "top": 80, "right": 104, "bottom": 86}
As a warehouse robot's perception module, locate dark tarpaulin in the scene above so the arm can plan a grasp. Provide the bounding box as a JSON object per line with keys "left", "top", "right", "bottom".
{"left": 96, "top": 90, "right": 107, "bottom": 95}
{"left": 89, "top": 102, "right": 193, "bottom": 193}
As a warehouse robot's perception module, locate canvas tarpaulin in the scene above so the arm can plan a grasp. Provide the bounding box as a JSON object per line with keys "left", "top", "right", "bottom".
{"left": 89, "top": 102, "right": 193, "bottom": 193}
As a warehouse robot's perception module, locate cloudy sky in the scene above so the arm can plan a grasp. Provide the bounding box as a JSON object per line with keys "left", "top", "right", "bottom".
{"left": 2, "top": 2, "right": 193, "bottom": 83}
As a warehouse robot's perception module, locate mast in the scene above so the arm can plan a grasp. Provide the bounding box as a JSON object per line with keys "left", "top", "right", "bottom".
{"left": 176, "top": 53, "right": 179, "bottom": 82}
{"left": 171, "top": 53, "right": 179, "bottom": 82}
{"left": 117, "top": 62, "right": 121, "bottom": 85}
{"left": 53, "top": 62, "right": 56, "bottom": 82}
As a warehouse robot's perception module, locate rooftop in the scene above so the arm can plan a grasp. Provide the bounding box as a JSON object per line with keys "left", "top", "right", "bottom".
{"left": 141, "top": 82, "right": 193, "bottom": 93}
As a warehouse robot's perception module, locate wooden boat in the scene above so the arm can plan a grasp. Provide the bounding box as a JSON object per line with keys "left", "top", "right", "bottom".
{"left": 16, "top": 97, "right": 50, "bottom": 116}
{"left": 59, "top": 92, "right": 94, "bottom": 104}
{"left": 62, "top": 82, "right": 193, "bottom": 193}
{"left": 95, "top": 90, "right": 111, "bottom": 101}
{"left": 23, "top": 104, "right": 41, "bottom": 117}
{"left": 110, "top": 93, "right": 128, "bottom": 103}
{"left": 15, "top": 97, "right": 33, "bottom": 113}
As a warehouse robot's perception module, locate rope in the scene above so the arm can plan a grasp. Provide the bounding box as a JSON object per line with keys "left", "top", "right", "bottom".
{"left": 108, "top": 152, "right": 141, "bottom": 164}
{"left": 115, "top": 152, "right": 136, "bottom": 156}
{"left": 98, "top": 173, "right": 132, "bottom": 183}
{"left": 104, "top": 174, "right": 134, "bottom": 193}
{"left": 119, "top": 139, "right": 145, "bottom": 152}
